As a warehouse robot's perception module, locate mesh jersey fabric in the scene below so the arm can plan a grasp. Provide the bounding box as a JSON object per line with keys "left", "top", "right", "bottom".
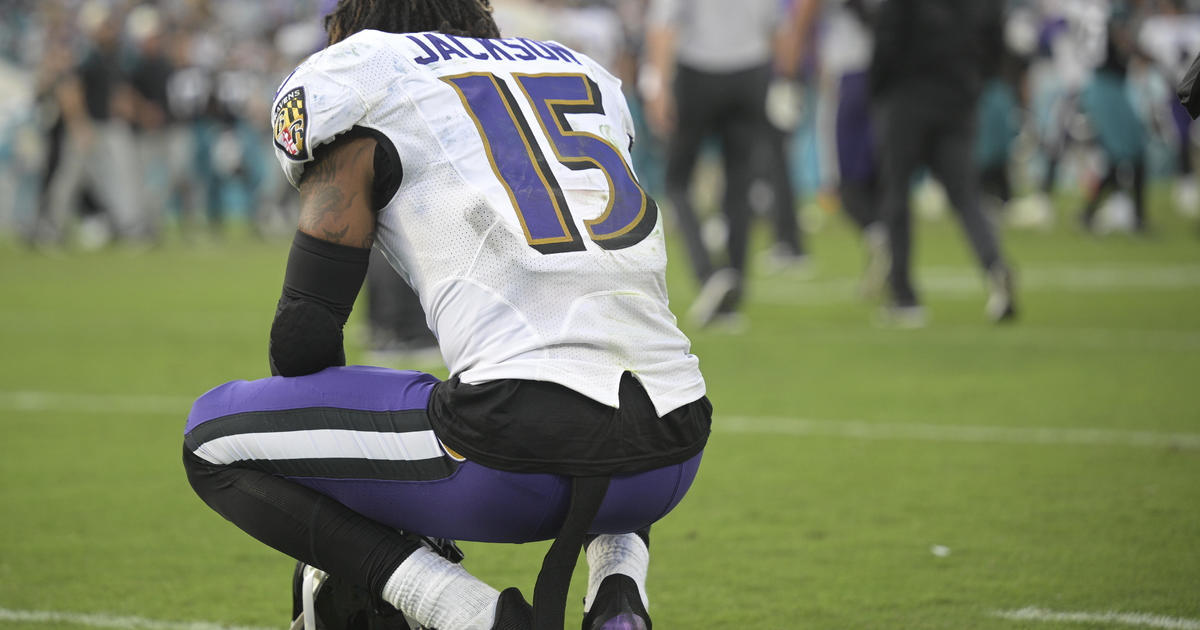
{"left": 270, "top": 30, "right": 704, "bottom": 416}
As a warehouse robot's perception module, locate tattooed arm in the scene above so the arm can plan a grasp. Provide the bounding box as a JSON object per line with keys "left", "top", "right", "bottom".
{"left": 268, "top": 135, "right": 379, "bottom": 376}
{"left": 297, "top": 134, "right": 378, "bottom": 247}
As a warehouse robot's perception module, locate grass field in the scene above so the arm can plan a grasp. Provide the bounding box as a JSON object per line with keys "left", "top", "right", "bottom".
{"left": 1, "top": 191, "right": 1198, "bottom": 629}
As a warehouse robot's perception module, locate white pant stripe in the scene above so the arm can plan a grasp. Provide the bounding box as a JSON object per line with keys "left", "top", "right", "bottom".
{"left": 193, "top": 428, "right": 447, "bottom": 465}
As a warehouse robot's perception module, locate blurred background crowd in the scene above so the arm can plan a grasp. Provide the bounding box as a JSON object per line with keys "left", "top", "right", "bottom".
{"left": 0, "top": 0, "right": 1196, "bottom": 267}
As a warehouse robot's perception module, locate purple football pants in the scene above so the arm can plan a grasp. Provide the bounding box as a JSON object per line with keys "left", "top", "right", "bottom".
{"left": 185, "top": 366, "right": 702, "bottom": 543}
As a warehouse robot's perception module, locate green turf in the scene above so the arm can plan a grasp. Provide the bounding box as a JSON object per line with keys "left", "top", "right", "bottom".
{"left": 1, "top": 195, "right": 1198, "bottom": 629}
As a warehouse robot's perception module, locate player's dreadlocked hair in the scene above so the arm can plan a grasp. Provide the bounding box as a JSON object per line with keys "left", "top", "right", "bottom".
{"left": 324, "top": 0, "right": 500, "bottom": 45}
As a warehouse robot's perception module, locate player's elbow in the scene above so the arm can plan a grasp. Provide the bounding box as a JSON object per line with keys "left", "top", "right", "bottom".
{"left": 268, "top": 299, "right": 346, "bottom": 377}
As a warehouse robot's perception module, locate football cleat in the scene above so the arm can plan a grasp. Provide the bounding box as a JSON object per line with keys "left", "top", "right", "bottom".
{"left": 859, "top": 223, "right": 890, "bottom": 299}
{"left": 290, "top": 563, "right": 327, "bottom": 630}
{"left": 985, "top": 265, "right": 1017, "bottom": 323}
{"left": 878, "top": 304, "right": 927, "bottom": 329}
{"left": 289, "top": 534, "right": 464, "bottom": 630}
{"left": 290, "top": 562, "right": 419, "bottom": 630}
{"left": 491, "top": 587, "right": 533, "bottom": 630}
{"left": 688, "top": 267, "right": 740, "bottom": 329}
{"left": 581, "top": 575, "right": 650, "bottom": 630}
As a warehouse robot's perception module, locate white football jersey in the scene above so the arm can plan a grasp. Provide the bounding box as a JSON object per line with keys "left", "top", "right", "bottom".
{"left": 1048, "top": 0, "right": 1111, "bottom": 88}
{"left": 271, "top": 29, "right": 705, "bottom": 416}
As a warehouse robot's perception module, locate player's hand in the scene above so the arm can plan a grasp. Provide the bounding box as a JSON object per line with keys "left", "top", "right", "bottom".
{"left": 766, "top": 79, "right": 804, "bottom": 132}
{"left": 645, "top": 91, "right": 676, "bottom": 139}
{"left": 638, "top": 64, "right": 675, "bottom": 139}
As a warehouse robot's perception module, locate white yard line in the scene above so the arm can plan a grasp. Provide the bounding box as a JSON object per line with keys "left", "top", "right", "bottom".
{"left": 0, "top": 391, "right": 194, "bottom": 415}
{"left": 780, "top": 325, "right": 1200, "bottom": 352}
{"left": 0, "top": 607, "right": 278, "bottom": 630}
{"left": 3, "top": 391, "right": 1197, "bottom": 450}
{"left": 993, "top": 607, "right": 1200, "bottom": 629}
{"left": 754, "top": 264, "right": 1200, "bottom": 305}
{"left": 6, "top": 604, "right": 1199, "bottom": 630}
{"left": 717, "top": 416, "right": 1200, "bottom": 450}
{"left": 7, "top": 605, "right": 1197, "bottom": 630}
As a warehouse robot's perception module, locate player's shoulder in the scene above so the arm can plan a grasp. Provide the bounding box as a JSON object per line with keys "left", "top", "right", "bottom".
{"left": 567, "top": 43, "right": 622, "bottom": 88}
{"left": 269, "top": 30, "right": 407, "bottom": 166}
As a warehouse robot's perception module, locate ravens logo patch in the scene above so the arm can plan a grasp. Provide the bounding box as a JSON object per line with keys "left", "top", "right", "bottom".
{"left": 273, "top": 87, "right": 309, "bottom": 161}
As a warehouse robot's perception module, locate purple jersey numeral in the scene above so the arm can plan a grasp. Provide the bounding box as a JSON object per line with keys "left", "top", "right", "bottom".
{"left": 443, "top": 72, "right": 656, "bottom": 254}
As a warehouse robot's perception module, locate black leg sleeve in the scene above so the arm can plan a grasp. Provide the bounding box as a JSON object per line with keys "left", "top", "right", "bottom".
{"left": 183, "top": 447, "right": 421, "bottom": 597}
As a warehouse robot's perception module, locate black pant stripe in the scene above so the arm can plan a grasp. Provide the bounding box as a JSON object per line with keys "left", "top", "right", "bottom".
{"left": 185, "top": 407, "right": 432, "bottom": 448}
{"left": 245, "top": 455, "right": 460, "bottom": 481}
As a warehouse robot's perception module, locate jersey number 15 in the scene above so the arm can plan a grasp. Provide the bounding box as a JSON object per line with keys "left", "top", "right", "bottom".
{"left": 443, "top": 72, "right": 657, "bottom": 254}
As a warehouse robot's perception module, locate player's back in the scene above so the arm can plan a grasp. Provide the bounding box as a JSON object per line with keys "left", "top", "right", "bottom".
{"left": 272, "top": 30, "right": 704, "bottom": 415}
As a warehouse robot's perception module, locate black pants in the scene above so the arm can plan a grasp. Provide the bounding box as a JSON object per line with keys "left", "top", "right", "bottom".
{"left": 876, "top": 93, "right": 1005, "bottom": 305}
{"left": 664, "top": 63, "right": 800, "bottom": 308}
{"left": 839, "top": 180, "right": 880, "bottom": 231}
{"left": 184, "top": 448, "right": 422, "bottom": 598}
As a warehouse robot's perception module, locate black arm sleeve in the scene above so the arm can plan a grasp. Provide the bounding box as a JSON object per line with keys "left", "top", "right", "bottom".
{"left": 268, "top": 231, "right": 371, "bottom": 377}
